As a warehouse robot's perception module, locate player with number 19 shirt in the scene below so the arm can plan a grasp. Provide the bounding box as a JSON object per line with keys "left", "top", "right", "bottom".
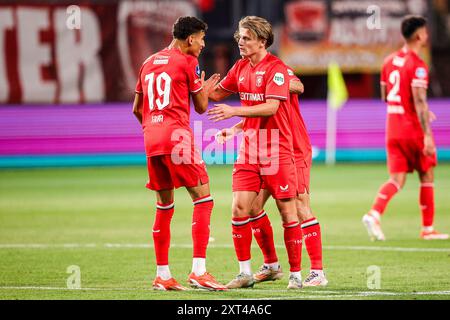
{"left": 133, "top": 16, "right": 227, "bottom": 292}
{"left": 135, "top": 46, "right": 210, "bottom": 191}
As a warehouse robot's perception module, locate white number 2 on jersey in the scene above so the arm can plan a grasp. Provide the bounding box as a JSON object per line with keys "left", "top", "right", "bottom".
{"left": 145, "top": 72, "right": 172, "bottom": 110}
{"left": 386, "top": 70, "right": 401, "bottom": 103}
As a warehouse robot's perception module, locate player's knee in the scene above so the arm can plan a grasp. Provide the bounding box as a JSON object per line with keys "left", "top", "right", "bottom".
{"left": 232, "top": 202, "right": 250, "bottom": 217}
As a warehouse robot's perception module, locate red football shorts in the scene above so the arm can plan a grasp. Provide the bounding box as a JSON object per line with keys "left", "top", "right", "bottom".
{"left": 259, "top": 157, "right": 310, "bottom": 195}
{"left": 295, "top": 158, "right": 310, "bottom": 194}
{"left": 387, "top": 138, "right": 437, "bottom": 174}
{"left": 146, "top": 154, "right": 209, "bottom": 191}
{"left": 232, "top": 161, "right": 298, "bottom": 199}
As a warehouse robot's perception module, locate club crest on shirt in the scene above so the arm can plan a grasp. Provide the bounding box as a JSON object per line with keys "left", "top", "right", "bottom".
{"left": 195, "top": 65, "right": 201, "bottom": 77}
{"left": 256, "top": 75, "right": 263, "bottom": 87}
{"left": 415, "top": 67, "right": 427, "bottom": 79}
{"left": 273, "top": 72, "right": 285, "bottom": 86}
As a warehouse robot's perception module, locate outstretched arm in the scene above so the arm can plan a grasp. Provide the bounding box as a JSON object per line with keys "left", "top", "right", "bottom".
{"left": 207, "top": 99, "right": 280, "bottom": 122}
{"left": 209, "top": 85, "right": 233, "bottom": 102}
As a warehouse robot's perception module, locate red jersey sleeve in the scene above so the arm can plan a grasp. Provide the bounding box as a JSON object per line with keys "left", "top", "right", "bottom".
{"left": 410, "top": 60, "right": 429, "bottom": 89}
{"left": 185, "top": 55, "right": 203, "bottom": 94}
{"left": 219, "top": 61, "right": 239, "bottom": 93}
{"left": 265, "top": 63, "right": 289, "bottom": 101}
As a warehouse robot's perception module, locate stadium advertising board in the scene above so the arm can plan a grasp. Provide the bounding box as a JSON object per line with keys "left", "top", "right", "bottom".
{"left": 0, "top": 0, "right": 195, "bottom": 104}
{"left": 279, "top": 0, "right": 430, "bottom": 74}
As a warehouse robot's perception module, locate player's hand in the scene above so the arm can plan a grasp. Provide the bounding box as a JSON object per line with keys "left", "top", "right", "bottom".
{"left": 215, "top": 128, "right": 235, "bottom": 144}
{"left": 201, "top": 72, "right": 221, "bottom": 95}
{"left": 423, "top": 135, "right": 436, "bottom": 156}
{"left": 207, "top": 104, "right": 235, "bottom": 122}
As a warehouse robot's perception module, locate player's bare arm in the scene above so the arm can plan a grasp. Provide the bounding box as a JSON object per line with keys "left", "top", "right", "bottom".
{"left": 289, "top": 79, "right": 304, "bottom": 94}
{"left": 192, "top": 71, "right": 221, "bottom": 114}
{"left": 412, "top": 86, "right": 436, "bottom": 156}
{"left": 208, "top": 99, "right": 280, "bottom": 122}
{"left": 132, "top": 92, "right": 143, "bottom": 124}
{"left": 380, "top": 84, "right": 387, "bottom": 102}
{"left": 208, "top": 85, "right": 233, "bottom": 102}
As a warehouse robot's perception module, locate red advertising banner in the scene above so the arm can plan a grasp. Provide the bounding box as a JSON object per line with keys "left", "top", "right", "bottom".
{"left": 0, "top": 0, "right": 196, "bottom": 104}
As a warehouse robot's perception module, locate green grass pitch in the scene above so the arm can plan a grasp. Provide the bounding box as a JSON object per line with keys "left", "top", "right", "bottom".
{"left": 0, "top": 163, "right": 449, "bottom": 300}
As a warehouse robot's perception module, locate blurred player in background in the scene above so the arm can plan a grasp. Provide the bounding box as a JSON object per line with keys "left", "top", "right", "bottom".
{"left": 208, "top": 16, "right": 303, "bottom": 290}
{"left": 362, "top": 16, "right": 449, "bottom": 241}
{"left": 133, "top": 16, "right": 227, "bottom": 291}
{"left": 216, "top": 65, "right": 327, "bottom": 287}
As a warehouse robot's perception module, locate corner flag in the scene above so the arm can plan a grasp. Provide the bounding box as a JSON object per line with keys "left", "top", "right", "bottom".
{"left": 327, "top": 62, "right": 348, "bottom": 110}
{"left": 326, "top": 62, "right": 348, "bottom": 165}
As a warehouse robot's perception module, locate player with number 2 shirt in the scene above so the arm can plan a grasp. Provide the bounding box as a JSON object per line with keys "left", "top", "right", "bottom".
{"left": 362, "top": 15, "right": 448, "bottom": 241}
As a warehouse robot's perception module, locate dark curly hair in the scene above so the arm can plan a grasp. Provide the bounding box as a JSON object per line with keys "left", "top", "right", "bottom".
{"left": 173, "top": 16, "right": 208, "bottom": 40}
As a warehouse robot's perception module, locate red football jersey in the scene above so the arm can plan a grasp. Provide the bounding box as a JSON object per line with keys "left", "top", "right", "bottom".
{"left": 286, "top": 66, "right": 312, "bottom": 166}
{"left": 380, "top": 47, "right": 429, "bottom": 140}
{"left": 220, "top": 53, "right": 294, "bottom": 164}
{"left": 135, "top": 47, "right": 202, "bottom": 157}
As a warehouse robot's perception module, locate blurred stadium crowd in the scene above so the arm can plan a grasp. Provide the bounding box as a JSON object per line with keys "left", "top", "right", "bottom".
{"left": 0, "top": 0, "right": 449, "bottom": 104}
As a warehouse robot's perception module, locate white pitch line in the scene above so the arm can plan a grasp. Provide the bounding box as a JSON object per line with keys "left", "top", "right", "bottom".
{"left": 1, "top": 286, "right": 450, "bottom": 299}
{"left": 0, "top": 243, "right": 448, "bottom": 253}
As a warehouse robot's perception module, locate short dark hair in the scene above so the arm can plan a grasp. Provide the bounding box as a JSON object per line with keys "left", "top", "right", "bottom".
{"left": 172, "top": 16, "right": 207, "bottom": 40}
{"left": 401, "top": 15, "right": 427, "bottom": 40}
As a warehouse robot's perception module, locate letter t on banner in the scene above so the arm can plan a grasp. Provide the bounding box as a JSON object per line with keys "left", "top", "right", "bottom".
{"left": 326, "top": 62, "right": 348, "bottom": 165}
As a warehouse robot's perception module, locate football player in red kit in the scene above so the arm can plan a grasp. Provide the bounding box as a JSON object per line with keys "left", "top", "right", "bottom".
{"left": 133, "top": 16, "right": 227, "bottom": 291}
{"left": 362, "top": 16, "right": 448, "bottom": 241}
{"left": 208, "top": 16, "right": 303, "bottom": 289}
{"left": 216, "top": 65, "right": 327, "bottom": 287}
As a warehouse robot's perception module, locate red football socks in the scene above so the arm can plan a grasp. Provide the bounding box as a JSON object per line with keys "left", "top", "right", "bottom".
{"left": 372, "top": 180, "right": 400, "bottom": 215}
{"left": 283, "top": 221, "right": 302, "bottom": 272}
{"left": 250, "top": 210, "right": 278, "bottom": 264}
{"left": 192, "top": 195, "right": 214, "bottom": 258}
{"left": 232, "top": 216, "right": 253, "bottom": 262}
{"left": 301, "top": 218, "right": 323, "bottom": 270}
{"left": 152, "top": 202, "right": 174, "bottom": 265}
{"left": 420, "top": 183, "right": 435, "bottom": 228}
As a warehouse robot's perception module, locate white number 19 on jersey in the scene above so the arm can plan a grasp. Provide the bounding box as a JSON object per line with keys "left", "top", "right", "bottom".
{"left": 145, "top": 72, "right": 172, "bottom": 110}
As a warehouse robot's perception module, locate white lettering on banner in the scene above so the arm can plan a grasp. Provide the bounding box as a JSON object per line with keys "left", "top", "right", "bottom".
{"left": 17, "top": 7, "right": 56, "bottom": 103}
{"left": 239, "top": 92, "right": 265, "bottom": 102}
{"left": 0, "top": 9, "right": 13, "bottom": 102}
{"left": 55, "top": 8, "right": 104, "bottom": 103}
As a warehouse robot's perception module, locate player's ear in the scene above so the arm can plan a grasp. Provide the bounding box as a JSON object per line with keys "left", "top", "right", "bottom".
{"left": 187, "top": 35, "right": 194, "bottom": 46}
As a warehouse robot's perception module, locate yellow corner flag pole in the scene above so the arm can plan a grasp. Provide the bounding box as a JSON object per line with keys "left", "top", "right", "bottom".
{"left": 326, "top": 62, "right": 348, "bottom": 165}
